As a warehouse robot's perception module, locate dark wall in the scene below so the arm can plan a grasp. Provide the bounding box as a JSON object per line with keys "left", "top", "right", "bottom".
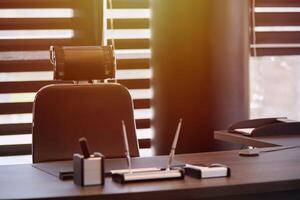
{"left": 151, "top": 0, "right": 249, "bottom": 155}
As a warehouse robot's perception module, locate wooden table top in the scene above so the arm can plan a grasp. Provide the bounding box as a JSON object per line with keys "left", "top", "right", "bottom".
{"left": 1, "top": 149, "right": 300, "bottom": 200}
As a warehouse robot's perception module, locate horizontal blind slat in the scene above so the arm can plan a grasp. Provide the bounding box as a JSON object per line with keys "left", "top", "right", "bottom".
{"left": 135, "top": 119, "right": 150, "bottom": 129}
{"left": 117, "top": 79, "right": 150, "bottom": 89}
{"left": 0, "top": 144, "right": 31, "bottom": 156}
{"left": 0, "top": 103, "right": 32, "bottom": 115}
{"left": 0, "top": 119, "right": 151, "bottom": 136}
{"left": 133, "top": 99, "right": 150, "bottom": 109}
{"left": 0, "top": 39, "right": 88, "bottom": 51}
{"left": 117, "top": 59, "right": 150, "bottom": 70}
{"left": 0, "top": 137, "right": 151, "bottom": 156}
{"left": 255, "top": 13, "right": 300, "bottom": 26}
{"left": 0, "top": 18, "right": 81, "bottom": 30}
{"left": 108, "top": 39, "right": 149, "bottom": 49}
{"left": 0, "top": 99, "right": 150, "bottom": 114}
{"left": 107, "top": 19, "right": 149, "bottom": 29}
{"left": 108, "top": 0, "right": 149, "bottom": 9}
{"left": 0, "top": 81, "right": 71, "bottom": 93}
{"left": 138, "top": 138, "right": 151, "bottom": 149}
{"left": 0, "top": 79, "right": 150, "bottom": 93}
{"left": 0, "top": 123, "right": 31, "bottom": 135}
{"left": 255, "top": 0, "right": 300, "bottom": 7}
{"left": 0, "top": 89, "right": 152, "bottom": 103}
{"left": 0, "top": 0, "right": 75, "bottom": 8}
{"left": 256, "top": 32, "right": 300, "bottom": 44}
{"left": 0, "top": 110, "right": 152, "bottom": 124}
{"left": 0, "top": 60, "right": 52, "bottom": 72}
{"left": 0, "top": 59, "right": 150, "bottom": 72}
{"left": 250, "top": 47, "right": 300, "bottom": 56}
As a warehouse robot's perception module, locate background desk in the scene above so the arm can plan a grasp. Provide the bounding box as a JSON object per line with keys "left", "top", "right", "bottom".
{"left": 1, "top": 150, "right": 300, "bottom": 200}
{"left": 214, "top": 130, "right": 300, "bottom": 147}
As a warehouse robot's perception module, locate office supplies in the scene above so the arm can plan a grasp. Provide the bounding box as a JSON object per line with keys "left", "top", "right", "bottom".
{"left": 110, "top": 121, "right": 161, "bottom": 175}
{"left": 184, "top": 164, "right": 230, "bottom": 178}
{"left": 229, "top": 117, "right": 300, "bottom": 137}
{"left": 59, "top": 170, "right": 74, "bottom": 180}
{"left": 167, "top": 118, "right": 182, "bottom": 170}
{"left": 32, "top": 156, "right": 185, "bottom": 179}
{"left": 111, "top": 169, "right": 184, "bottom": 183}
{"left": 110, "top": 121, "right": 161, "bottom": 174}
{"left": 79, "top": 137, "right": 91, "bottom": 158}
{"left": 122, "top": 120, "right": 132, "bottom": 173}
{"left": 112, "top": 119, "right": 185, "bottom": 183}
{"left": 73, "top": 138, "right": 105, "bottom": 186}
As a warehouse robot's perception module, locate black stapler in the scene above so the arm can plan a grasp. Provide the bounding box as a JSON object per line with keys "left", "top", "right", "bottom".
{"left": 228, "top": 117, "right": 300, "bottom": 137}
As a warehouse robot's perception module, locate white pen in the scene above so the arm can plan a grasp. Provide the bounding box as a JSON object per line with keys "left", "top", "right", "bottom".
{"left": 122, "top": 120, "right": 132, "bottom": 173}
{"left": 167, "top": 118, "right": 183, "bottom": 170}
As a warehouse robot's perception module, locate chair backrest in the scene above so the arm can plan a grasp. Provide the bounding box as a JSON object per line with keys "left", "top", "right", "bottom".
{"left": 32, "top": 83, "right": 139, "bottom": 163}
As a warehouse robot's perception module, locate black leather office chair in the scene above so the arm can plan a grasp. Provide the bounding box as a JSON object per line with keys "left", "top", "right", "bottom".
{"left": 32, "top": 83, "right": 140, "bottom": 163}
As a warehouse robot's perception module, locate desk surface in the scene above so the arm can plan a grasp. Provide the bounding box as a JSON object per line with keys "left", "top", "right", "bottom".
{"left": 214, "top": 130, "right": 300, "bottom": 147}
{"left": 1, "top": 149, "right": 300, "bottom": 200}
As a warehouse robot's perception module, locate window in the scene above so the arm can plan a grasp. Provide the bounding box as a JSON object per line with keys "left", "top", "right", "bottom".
{"left": 0, "top": 0, "right": 152, "bottom": 164}
{"left": 250, "top": 0, "right": 300, "bottom": 120}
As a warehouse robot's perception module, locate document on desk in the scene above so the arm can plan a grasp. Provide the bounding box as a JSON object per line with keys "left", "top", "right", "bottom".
{"left": 233, "top": 128, "right": 255, "bottom": 136}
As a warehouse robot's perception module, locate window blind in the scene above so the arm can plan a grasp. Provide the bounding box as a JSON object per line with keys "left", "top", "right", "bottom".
{"left": 250, "top": 0, "right": 300, "bottom": 56}
{"left": 0, "top": 0, "right": 152, "bottom": 160}
{"left": 105, "top": 0, "right": 152, "bottom": 155}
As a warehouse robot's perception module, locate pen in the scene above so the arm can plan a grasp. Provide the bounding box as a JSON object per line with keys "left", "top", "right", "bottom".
{"left": 122, "top": 120, "right": 132, "bottom": 173}
{"left": 167, "top": 118, "right": 183, "bottom": 170}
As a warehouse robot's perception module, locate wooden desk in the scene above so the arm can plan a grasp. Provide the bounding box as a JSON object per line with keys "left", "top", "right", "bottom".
{"left": 1, "top": 150, "right": 300, "bottom": 200}
{"left": 214, "top": 130, "right": 300, "bottom": 147}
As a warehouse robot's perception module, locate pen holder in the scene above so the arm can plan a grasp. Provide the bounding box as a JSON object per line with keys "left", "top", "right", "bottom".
{"left": 73, "top": 152, "right": 105, "bottom": 186}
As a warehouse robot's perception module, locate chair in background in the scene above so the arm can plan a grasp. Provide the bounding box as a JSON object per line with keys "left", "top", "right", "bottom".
{"left": 32, "top": 83, "right": 139, "bottom": 163}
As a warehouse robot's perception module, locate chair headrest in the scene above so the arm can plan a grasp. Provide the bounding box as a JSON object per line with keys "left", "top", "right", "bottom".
{"left": 50, "top": 46, "right": 116, "bottom": 81}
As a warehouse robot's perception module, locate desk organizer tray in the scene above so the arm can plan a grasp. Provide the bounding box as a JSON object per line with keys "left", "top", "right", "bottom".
{"left": 111, "top": 168, "right": 185, "bottom": 183}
